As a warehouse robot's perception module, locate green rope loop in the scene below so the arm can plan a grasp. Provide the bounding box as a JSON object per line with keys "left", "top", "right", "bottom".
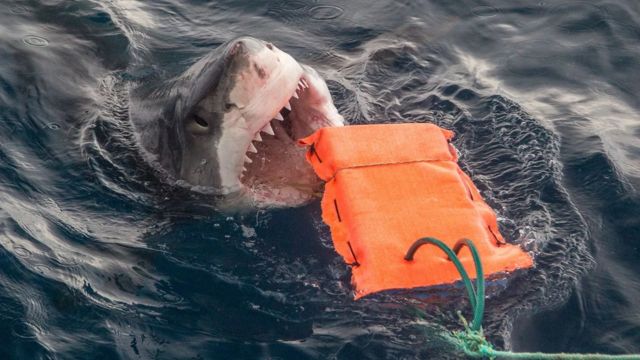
{"left": 409, "top": 237, "right": 640, "bottom": 359}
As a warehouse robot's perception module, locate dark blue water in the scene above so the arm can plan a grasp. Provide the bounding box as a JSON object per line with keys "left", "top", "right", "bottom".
{"left": 0, "top": 0, "right": 639, "bottom": 358}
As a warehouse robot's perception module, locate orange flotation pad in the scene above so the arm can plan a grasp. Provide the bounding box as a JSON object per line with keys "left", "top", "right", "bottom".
{"left": 299, "top": 123, "right": 533, "bottom": 299}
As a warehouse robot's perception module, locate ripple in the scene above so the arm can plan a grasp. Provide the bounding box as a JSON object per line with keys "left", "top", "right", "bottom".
{"left": 22, "top": 35, "right": 49, "bottom": 47}
{"left": 309, "top": 5, "right": 344, "bottom": 20}
{"left": 52, "top": 256, "right": 79, "bottom": 268}
{"left": 11, "top": 324, "right": 38, "bottom": 340}
{"left": 282, "top": 1, "right": 308, "bottom": 11}
{"left": 546, "top": 2, "right": 610, "bottom": 33}
{"left": 13, "top": 246, "right": 32, "bottom": 258}
{"left": 510, "top": 39, "right": 561, "bottom": 59}
{"left": 265, "top": 0, "right": 310, "bottom": 23}
{"left": 466, "top": 5, "right": 527, "bottom": 41}
{"left": 33, "top": 264, "right": 52, "bottom": 274}
{"left": 471, "top": 5, "right": 501, "bottom": 18}
{"left": 159, "top": 291, "right": 183, "bottom": 304}
{"left": 0, "top": 0, "right": 634, "bottom": 356}
{"left": 9, "top": 5, "right": 29, "bottom": 14}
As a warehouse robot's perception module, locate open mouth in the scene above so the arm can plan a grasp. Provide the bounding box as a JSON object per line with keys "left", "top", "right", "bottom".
{"left": 238, "top": 76, "right": 325, "bottom": 203}
{"left": 243, "top": 77, "right": 310, "bottom": 161}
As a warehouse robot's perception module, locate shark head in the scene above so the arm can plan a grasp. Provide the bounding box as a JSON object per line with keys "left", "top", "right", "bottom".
{"left": 130, "top": 37, "right": 343, "bottom": 208}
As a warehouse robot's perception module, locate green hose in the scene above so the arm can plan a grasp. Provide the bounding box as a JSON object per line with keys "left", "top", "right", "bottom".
{"left": 407, "top": 237, "right": 640, "bottom": 359}
{"left": 405, "top": 237, "right": 485, "bottom": 331}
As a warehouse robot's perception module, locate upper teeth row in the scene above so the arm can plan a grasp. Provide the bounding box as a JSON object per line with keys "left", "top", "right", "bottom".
{"left": 259, "top": 78, "right": 306, "bottom": 134}
{"left": 241, "top": 78, "right": 308, "bottom": 174}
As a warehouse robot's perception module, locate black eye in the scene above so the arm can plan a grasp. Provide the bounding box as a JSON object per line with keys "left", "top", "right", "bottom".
{"left": 225, "top": 103, "right": 234, "bottom": 110}
{"left": 193, "top": 114, "right": 208, "bottom": 128}
{"left": 266, "top": 43, "right": 274, "bottom": 50}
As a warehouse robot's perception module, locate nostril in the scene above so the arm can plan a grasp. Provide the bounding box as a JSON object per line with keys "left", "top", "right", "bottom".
{"left": 228, "top": 41, "right": 246, "bottom": 57}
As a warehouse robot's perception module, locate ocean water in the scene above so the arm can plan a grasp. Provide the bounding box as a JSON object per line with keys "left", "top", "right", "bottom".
{"left": 0, "top": 0, "right": 639, "bottom": 359}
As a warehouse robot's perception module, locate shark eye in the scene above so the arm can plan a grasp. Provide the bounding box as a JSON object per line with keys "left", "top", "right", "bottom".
{"left": 193, "top": 114, "right": 209, "bottom": 128}
{"left": 266, "top": 43, "right": 274, "bottom": 50}
{"left": 225, "top": 103, "right": 235, "bottom": 111}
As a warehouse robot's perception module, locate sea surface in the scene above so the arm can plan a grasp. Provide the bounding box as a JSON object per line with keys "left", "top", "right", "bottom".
{"left": 0, "top": 0, "right": 639, "bottom": 359}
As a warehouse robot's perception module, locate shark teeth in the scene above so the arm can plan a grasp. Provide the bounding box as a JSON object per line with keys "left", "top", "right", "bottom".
{"left": 243, "top": 79, "right": 304, "bottom": 176}
{"left": 261, "top": 122, "right": 275, "bottom": 136}
{"left": 240, "top": 76, "right": 319, "bottom": 181}
{"left": 243, "top": 137, "right": 260, "bottom": 174}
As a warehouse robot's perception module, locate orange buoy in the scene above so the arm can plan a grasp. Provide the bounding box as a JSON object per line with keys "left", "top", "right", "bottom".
{"left": 299, "top": 123, "right": 533, "bottom": 299}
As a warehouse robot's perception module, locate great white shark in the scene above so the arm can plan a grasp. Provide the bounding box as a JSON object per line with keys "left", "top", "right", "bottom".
{"left": 128, "top": 37, "right": 344, "bottom": 208}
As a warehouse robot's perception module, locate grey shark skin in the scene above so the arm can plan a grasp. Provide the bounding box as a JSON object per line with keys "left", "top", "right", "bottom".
{"left": 129, "top": 37, "right": 343, "bottom": 209}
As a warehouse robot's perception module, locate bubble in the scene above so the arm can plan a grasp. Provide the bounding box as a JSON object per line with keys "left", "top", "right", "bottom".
{"left": 309, "top": 5, "right": 344, "bottom": 20}
{"left": 23, "top": 35, "right": 49, "bottom": 47}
